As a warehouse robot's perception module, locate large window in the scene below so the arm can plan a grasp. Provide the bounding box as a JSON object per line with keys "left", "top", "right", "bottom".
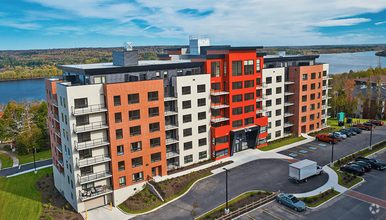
{"left": 128, "top": 93, "right": 139, "bottom": 104}
{"left": 232, "top": 107, "right": 243, "bottom": 116}
{"left": 118, "top": 161, "right": 125, "bottom": 171}
{"left": 302, "top": 106, "right": 307, "bottom": 112}
{"left": 182, "top": 86, "right": 191, "bottom": 95}
{"left": 302, "top": 74, "right": 307, "bottom": 80}
{"left": 310, "top": 114, "right": 315, "bottom": 121}
{"left": 148, "top": 91, "right": 158, "bottom": 101}
{"left": 116, "top": 129, "right": 123, "bottom": 139}
{"left": 232, "top": 81, "right": 243, "bottom": 90}
{"left": 133, "top": 172, "right": 143, "bottom": 183}
{"left": 132, "top": 157, "right": 143, "bottom": 168}
{"left": 197, "top": 98, "right": 206, "bottom": 107}
{"left": 232, "top": 61, "right": 242, "bottom": 76}
{"left": 183, "top": 128, "right": 192, "bottom": 137}
{"left": 244, "top": 105, "right": 254, "bottom": 113}
{"left": 244, "top": 80, "right": 254, "bottom": 88}
{"left": 197, "top": 84, "right": 206, "bottom": 93}
{"left": 301, "top": 116, "right": 307, "bottom": 123}
{"left": 150, "top": 137, "right": 160, "bottom": 148}
{"left": 117, "top": 145, "right": 124, "bottom": 156}
{"left": 244, "top": 60, "right": 254, "bottom": 75}
{"left": 311, "top": 72, "right": 316, "bottom": 79}
{"left": 198, "top": 112, "right": 206, "bottom": 120}
{"left": 130, "top": 126, "right": 141, "bottom": 137}
{"left": 276, "top": 76, "right": 282, "bottom": 83}
{"left": 276, "top": 120, "right": 281, "bottom": 127}
{"left": 199, "top": 151, "right": 207, "bottom": 160}
{"left": 232, "top": 119, "right": 243, "bottom": 128}
{"left": 311, "top": 83, "right": 316, "bottom": 90}
{"left": 131, "top": 141, "right": 142, "bottom": 152}
{"left": 244, "top": 93, "right": 254, "bottom": 101}
{"left": 184, "top": 141, "right": 193, "bottom": 151}
{"left": 198, "top": 125, "right": 206, "bottom": 134}
{"left": 276, "top": 98, "right": 282, "bottom": 105}
{"left": 302, "top": 85, "right": 307, "bottom": 92}
{"left": 115, "top": 112, "right": 122, "bottom": 123}
{"left": 311, "top": 94, "right": 315, "bottom": 100}
{"left": 266, "top": 88, "right": 272, "bottom": 96}
{"left": 151, "top": 152, "right": 161, "bottom": 163}
{"left": 199, "top": 138, "right": 207, "bottom": 147}
{"left": 276, "top": 109, "right": 281, "bottom": 116}
{"left": 74, "top": 98, "right": 88, "bottom": 109}
{"left": 266, "top": 100, "right": 272, "bottom": 107}
{"left": 148, "top": 107, "right": 159, "bottom": 117}
{"left": 182, "top": 100, "right": 191, "bottom": 109}
{"left": 232, "top": 94, "right": 243, "bottom": 103}
{"left": 302, "top": 95, "right": 307, "bottom": 102}
{"left": 149, "top": 122, "right": 160, "bottom": 133}
{"left": 183, "top": 114, "right": 192, "bottom": 123}
{"left": 211, "top": 61, "right": 220, "bottom": 77}
{"left": 114, "top": 96, "right": 121, "bottom": 106}
{"left": 276, "top": 87, "right": 282, "bottom": 94}
{"left": 119, "top": 176, "right": 126, "bottom": 187}
{"left": 256, "top": 59, "right": 261, "bottom": 72}
{"left": 244, "top": 117, "right": 254, "bottom": 126}
{"left": 215, "top": 149, "right": 228, "bottom": 158}
{"left": 213, "top": 136, "right": 228, "bottom": 145}
{"left": 184, "top": 155, "right": 193, "bottom": 164}
{"left": 266, "top": 77, "right": 272, "bottom": 84}
{"left": 129, "top": 110, "right": 140, "bottom": 121}
{"left": 211, "top": 82, "right": 221, "bottom": 91}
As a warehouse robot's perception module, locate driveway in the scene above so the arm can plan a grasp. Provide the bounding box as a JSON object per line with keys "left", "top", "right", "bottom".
{"left": 132, "top": 159, "right": 328, "bottom": 220}
{"left": 0, "top": 159, "right": 52, "bottom": 177}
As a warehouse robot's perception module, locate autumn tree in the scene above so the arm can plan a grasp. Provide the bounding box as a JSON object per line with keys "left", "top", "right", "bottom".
{"left": 365, "top": 77, "right": 373, "bottom": 119}
{"left": 344, "top": 79, "right": 357, "bottom": 116}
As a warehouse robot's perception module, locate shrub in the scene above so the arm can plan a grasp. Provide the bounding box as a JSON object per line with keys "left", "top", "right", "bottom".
{"left": 231, "top": 207, "right": 236, "bottom": 211}
{"left": 144, "top": 198, "right": 149, "bottom": 203}
{"left": 54, "top": 208, "right": 58, "bottom": 213}
{"left": 205, "top": 214, "right": 211, "bottom": 219}
{"left": 257, "top": 191, "right": 262, "bottom": 195}
{"left": 220, "top": 208, "right": 224, "bottom": 212}
{"left": 142, "top": 184, "right": 146, "bottom": 189}
{"left": 250, "top": 192, "right": 255, "bottom": 197}
{"left": 313, "top": 196, "right": 318, "bottom": 201}
{"left": 62, "top": 207, "right": 65, "bottom": 214}
{"left": 152, "top": 197, "right": 157, "bottom": 202}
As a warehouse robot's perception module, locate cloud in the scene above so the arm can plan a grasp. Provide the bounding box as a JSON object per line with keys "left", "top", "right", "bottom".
{"left": 0, "top": 20, "right": 40, "bottom": 30}
{"left": 375, "top": 21, "right": 386, "bottom": 25}
{"left": 313, "top": 18, "right": 371, "bottom": 27}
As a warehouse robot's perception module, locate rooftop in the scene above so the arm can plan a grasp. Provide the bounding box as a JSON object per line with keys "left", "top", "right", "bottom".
{"left": 355, "top": 75, "right": 386, "bottom": 83}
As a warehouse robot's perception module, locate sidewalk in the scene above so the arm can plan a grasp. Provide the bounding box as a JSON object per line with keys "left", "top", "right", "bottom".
{"left": 269, "top": 133, "right": 316, "bottom": 153}
{"left": 0, "top": 150, "right": 19, "bottom": 168}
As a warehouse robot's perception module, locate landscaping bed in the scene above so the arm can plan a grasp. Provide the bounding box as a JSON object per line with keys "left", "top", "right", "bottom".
{"left": 308, "top": 127, "right": 337, "bottom": 137}
{"left": 167, "top": 158, "right": 214, "bottom": 175}
{"left": 299, "top": 188, "right": 339, "bottom": 207}
{"left": 36, "top": 173, "right": 82, "bottom": 220}
{"left": 259, "top": 134, "right": 306, "bottom": 151}
{"left": 120, "top": 161, "right": 234, "bottom": 213}
{"left": 198, "top": 191, "right": 273, "bottom": 220}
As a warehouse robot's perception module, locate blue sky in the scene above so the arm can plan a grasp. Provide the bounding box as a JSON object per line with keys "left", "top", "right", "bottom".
{"left": 1, "top": 0, "right": 386, "bottom": 50}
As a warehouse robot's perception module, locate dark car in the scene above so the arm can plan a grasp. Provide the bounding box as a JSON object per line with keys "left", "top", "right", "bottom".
{"left": 340, "top": 164, "right": 365, "bottom": 175}
{"left": 339, "top": 129, "right": 352, "bottom": 137}
{"left": 363, "top": 123, "right": 376, "bottom": 128}
{"left": 355, "top": 157, "right": 386, "bottom": 170}
{"left": 367, "top": 120, "right": 384, "bottom": 126}
{"left": 276, "top": 193, "right": 307, "bottom": 212}
{"left": 350, "top": 127, "right": 362, "bottom": 134}
{"left": 348, "top": 161, "right": 371, "bottom": 172}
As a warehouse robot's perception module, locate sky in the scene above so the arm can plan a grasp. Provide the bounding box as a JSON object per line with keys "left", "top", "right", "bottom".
{"left": 1, "top": 0, "right": 386, "bottom": 50}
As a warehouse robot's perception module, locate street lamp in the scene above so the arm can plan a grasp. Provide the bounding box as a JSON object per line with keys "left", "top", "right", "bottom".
{"left": 223, "top": 168, "right": 231, "bottom": 214}
{"left": 33, "top": 147, "right": 37, "bottom": 174}
{"left": 330, "top": 141, "right": 334, "bottom": 168}
{"left": 369, "top": 125, "right": 373, "bottom": 151}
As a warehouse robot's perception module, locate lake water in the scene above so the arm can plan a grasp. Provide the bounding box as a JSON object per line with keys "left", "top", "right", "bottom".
{"left": 0, "top": 51, "right": 385, "bottom": 104}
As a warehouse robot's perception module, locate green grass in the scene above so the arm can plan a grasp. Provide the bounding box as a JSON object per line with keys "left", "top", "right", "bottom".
{"left": 330, "top": 166, "right": 363, "bottom": 188}
{"left": 258, "top": 137, "right": 307, "bottom": 151}
{"left": 327, "top": 117, "right": 386, "bottom": 130}
{"left": 0, "top": 167, "right": 53, "bottom": 220}
{"left": 299, "top": 190, "right": 340, "bottom": 207}
{"left": 17, "top": 150, "right": 52, "bottom": 165}
{"left": 119, "top": 172, "right": 213, "bottom": 214}
{"left": 0, "top": 152, "right": 14, "bottom": 169}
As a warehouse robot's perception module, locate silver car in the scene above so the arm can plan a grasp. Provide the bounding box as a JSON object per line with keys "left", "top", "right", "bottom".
{"left": 276, "top": 193, "right": 307, "bottom": 211}
{"left": 329, "top": 131, "right": 346, "bottom": 141}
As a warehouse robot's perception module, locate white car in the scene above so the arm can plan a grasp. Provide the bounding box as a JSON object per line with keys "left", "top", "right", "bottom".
{"left": 329, "top": 132, "right": 346, "bottom": 141}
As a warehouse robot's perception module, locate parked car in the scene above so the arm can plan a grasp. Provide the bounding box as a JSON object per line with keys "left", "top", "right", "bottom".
{"left": 353, "top": 123, "right": 375, "bottom": 130}
{"left": 329, "top": 131, "right": 346, "bottom": 141}
{"left": 367, "top": 120, "right": 384, "bottom": 126}
{"left": 348, "top": 161, "right": 371, "bottom": 172}
{"left": 355, "top": 157, "right": 386, "bottom": 170}
{"left": 340, "top": 164, "right": 365, "bottom": 176}
{"left": 339, "top": 129, "right": 352, "bottom": 137}
{"left": 345, "top": 128, "right": 357, "bottom": 136}
{"left": 315, "top": 134, "right": 339, "bottom": 144}
{"left": 350, "top": 127, "right": 362, "bottom": 134}
{"left": 276, "top": 193, "right": 307, "bottom": 212}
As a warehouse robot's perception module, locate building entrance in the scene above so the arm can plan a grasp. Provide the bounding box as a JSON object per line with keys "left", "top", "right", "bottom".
{"left": 234, "top": 134, "right": 249, "bottom": 152}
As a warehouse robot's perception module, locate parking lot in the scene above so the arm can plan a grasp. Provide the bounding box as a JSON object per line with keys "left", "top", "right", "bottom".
{"left": 278, "top": 125, "right": 386, "bottom": 166}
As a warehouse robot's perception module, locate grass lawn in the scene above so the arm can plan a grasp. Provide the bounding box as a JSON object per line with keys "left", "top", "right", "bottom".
{"left": 0, "top": 152, "right": 14, "bottom": 169}
{"left": 258, "top": 137, "right": 307, "bottom": 151}
{"left": 327, "top": 117, "right": 386, "bottom": 130}
{"left": 17, "top": 150, "right": 52, "bottom": 165}
{"left": 0, "top": 167, "right": 53, "bottom": 220}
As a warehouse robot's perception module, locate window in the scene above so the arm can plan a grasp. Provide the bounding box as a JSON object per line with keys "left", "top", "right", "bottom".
{"left": 302, "top": 74, "right": 307, "bottom": 80}
{"left": 156, "top": 71, "right": 160, "bottom": 78}
{"left": 302, "top": 95, "right": 307, "bottom": 102}
{"left": 199, "top": 151, "right": 207, "bottom": 160}
{"left": 197, "top": 98, "right": 206, "bottom": 107}
{"left": 149, "top": 122, "right": 160, "bottom": 133}
{"left": 244, "top": 80, "right": 254, "bottom": 88}
{"left": 276, "top": 87, "right": 282, "bottom": 94}
{"left": 311, "top": 72, "right": 316, "bottom": 79}
{"left": 94, "top": 76, "right": 106, "bottom": 84}
{"left": 63, "top": 98, "right": 66, "bottom": 108}
{"left": 266, "top": 100, "right": 272, "bottom": 107}
{"left": 317, "top": 112, "right": 320, "bottom": 119}
{"left": 114, "top": 96, "right": 121, "bottom": 106}
{"left": 182, "top": 100, "right": 191, "bottom": 109}
{"left": 318, "top": 72, "right": 321, "bottom": 78}
{"left": 75, "top": 115, "right": 89, "bottom": 126}
{"left": 274, "top": 120, "right": 281, "bottom": 128}
{"left": 232, "top": 81, "right": 243, "bottom": 90}
{"left": 244, "top": 105, "right": 254, "bottom": 113}
{"left": 256, "top": 59, "right": 261, "bottom": 72}
{"left": 245, "top": 117, "right": 254, "bottom": 126}
{"left": 232, "top": 120, "right": 242, "bottom": 128}
{"left": 116, "top": 129, "right": 123, "bottom": 139}
{"left": 212, "top": 82, "right": 221, "bottom": 91}
{"left": 302, "top": 106, "right": 307, "bottom": 112}
{"left": 311, "top": 94, "right": 315, "bottom": 100}
{"left": 318, "top": 93, "right": 321, "bottom": 99}
{"left": 127, "top": 110, "right": 141, "bottom": 121}
{"left": 133, "top": 172, "right": 143, "bottom": 183}
{"left": 118, "top": 161, "right": 125, "bottom": 171}
{"left": 266, "top": 111, "right": 272, "bottom": 118}
{"left": 128, "top": 93, "right": 139, "bottom": 104}
{"left": 215, "top": 149, "right": 228, "bottom": 158}
{"left": 211, "top": 61, "right": 220, "bottom": 77}
{"left": 62, "top": 113, "right": 64, "bottom": 122}
{"left": 131, "top": 141, "right": 142, "bottom": 152}
{"left": 198, "top": 125, "right": 206, "bottom": 133}
{"left": 232, "top": 61, "right": 242, "bottom": 76}
{"left": 151, "top": 152, "right": 161, "bottom": 163}
{"left": 197, "top": 84, "right": 205, "bottom": 93}
{"left": 198, "top": 112, "right": 206, "bottom": 120}
{"left": 276, "top": 109, "right": 281, "bottom": 116}
{"left": 132, "top": 157, "right": 143, "bottom": 168}
{"left": 276, "top": 76, "right": 282, "bottom": 83}
{"left": 317, "top": 103, "right": 320, "bottom": 109}
{"left": 302, "top": 85, "right": 307, "bottom": 91}
{"left": 232, "top": 94, "right": 242, "bottom": 103}
{"left": 184, "top": 142, "right": 193, "bottom": 151}
{"left": 119, "top": 176, "right": 126, "bottom": 187}
{"left": 65, "top": 115, "right": 67, "bottom": 124}
{"left": 256, "top": 78, "right": 261, "bottom": 86}
{"left": 60, "top": 97, "right": 62, "bottom": 106}
{"left": 117, "top": 145, "right": 124, "bottom": 155}
{"left": 199, "top": 138, "right": 207, "bottom": 147}
{"left": 148, "top": 107, "right": 159, "bottom": 118}
{"left": 268, "top": 122, "right": 272, "bottom": 129}
{"left": 130, "top": 126, "right": 141, "bottom": 136}
{"left": 213, "top": 136, "right": 228, "bottom": 145}
{"left": 244, "top": 93, "right": 254, "bottom": 101}
{"left": 275, "top": 130, "right": 281, "bottom": 138}
{"left": 148, "top": 91, "right": 158, "bottom": 101}
{"left": 183, "top": 114, "right": 192, "bottom": 123}
{"left": 266, "top": 88, "right": 272, "bottom": 96}
{"left": 256, "top": 90, "right": 261, "bottom": 97}
{"left": 310, "top": 114, "right": 315, "bottom": 121}
{"left": 224, "top": 61, "right": 227, "bottom": 76}
{"left": 164, "top": 71, "right": 168, "bottom": 79}
{"left": 184, "top": 155, "right": 193, "bottom": 164}
{"left": 261, "top": 126, "right": 267, "bottom": 133}
{"left": 212, "top": 109, "right": 221, "bottom": 117}
{"left": 266, "top": 77, "right": 272, "bottom": 84}
{"left": 183, "top": 128, "right": 192, "bottom": 137}
{"left": 311, "top": 83, "right": 316, "bottom": 90}
{"left": 212, "top": 96, "right": 221, "bottom": 104}
{"left": 78, "top": 132, "right": 91, "bottom": 143}
{"left": 182, "top": 86, "right": 191, "bottom": 95}
{"left": 244, "top": 60, "right": 254, "bottom": 75}
{"left": 276, "top": 98, "right": 281, "bottom": 105}
{"left": 301, "top": 116, "right": 307, "bottom": 123}
{"left": 115, "top": 112, "right": 122, "bottom": 123}
{"left": 150, "top": 137, "right": 160, "bottom": 148}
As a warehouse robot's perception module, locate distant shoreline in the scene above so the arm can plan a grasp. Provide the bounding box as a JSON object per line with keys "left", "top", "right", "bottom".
{"left": 0, "top": 77, "right": 49, "bottom": 82}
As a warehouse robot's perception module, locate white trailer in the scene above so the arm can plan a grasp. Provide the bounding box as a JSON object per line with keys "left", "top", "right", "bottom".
{"left": 289, "top": 159, "right": 323, "bottom": 182}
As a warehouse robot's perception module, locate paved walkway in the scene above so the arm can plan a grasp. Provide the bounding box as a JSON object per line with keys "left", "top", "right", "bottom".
{"left": 81, "top": 205, "right": 134, "bottom": 220}
{"left": 0, "top": 150, "right": 19, "bottom": 168}
{"left": 345, "top": 190, "right": 386, "bottom": 209}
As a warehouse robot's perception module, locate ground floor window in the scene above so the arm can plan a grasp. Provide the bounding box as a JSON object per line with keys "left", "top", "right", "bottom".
{"left": 258, "top": 138, "right": 267, "bottom": 145}
{"left": 184, "top": 155, "right": 193, "bottom": 164}
{"left": 199, "top": 151, "right": 207, "bottom": 160}
{"left": 133, "top": 172, "right": 143, "bottom": 183}
{"left": 119, "top": 176, "right": 126, "bottom": 187}
{"left": 215, "top": 148, "right": 229, "bottom": 158}
{"left": 275, "top": 130, "right": 281, "bottom": 138}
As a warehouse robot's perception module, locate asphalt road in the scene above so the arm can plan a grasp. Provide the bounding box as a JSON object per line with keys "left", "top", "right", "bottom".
{"left": 0, "top": 158, "right": 52, "bottom": 177}
{"left": 278, "top": 125, "right": 386, "bottom": 166}
{"left": 133, "top": 159, "right": 328, "bottom": 220}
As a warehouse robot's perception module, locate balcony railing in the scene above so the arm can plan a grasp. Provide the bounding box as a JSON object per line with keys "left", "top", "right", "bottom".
{"left": 164, "top": 107, "right": 178, "bottom": 116}
{"left": 284, "top": 101, "right": 295, "bottom": 106}
{"left": 78, "top": 170, "right": 112, "bottom": 184}
{"left": 284, "top": 89, "right": 295, "bottom": 96}
{"left": 210, "top": 89, "right": 229, "bottom": 96}
{"left": 256, "top": 95, "right": 267, "bottom": 101}
{"left": 53, "top": 99, "right": 58, "bottom": 107}
{"left": 284, "top": 110, "right": 294, "bottom": 117}
{"left": 322, "top": 86, "right": 327, "bottom": 90}
{"left": 323, "top": 75, "right": 328, "bottom": 80}
{"left": 211, "top": 104, "right": 230, "bottom": 109}
{"left": 164, "top": 93, "right": 178, "bottom": 101}
{"left": 328, "top": 86, "right": 332, "bottom": 89}
{"left": 284, "top": 122, "right": 294, "bottom": 128}
{"left": 256, "top": 107, "right": 267, "bottom": 113}
{"left": 76, "top": 154, "right": 111, "bottom": 168}
{"left": 166, "top": 137, "right": 179, "bottom": 145}
{"left": 58, "top": 158, "right": 64, "bottom": 167}
{"left": 165, "top": 123, "right": 179, "bottom": 131}
{"left": 54, "top": 113, "right": 60, "bottom": 122}
{"left": 167, "top": 162, "right": 180, "bottom": 171}
{"left": 284, "top": 78, "right": 295, "bottom": 84}
{"left": 211, "top": 116, "right": 230, "bottom": 123}
{"left": 166, "top": 150, "right": 180, "bottom": 159}
{"left": 79, "top": 185, "right": 113, "bottom": 201}
{"left": 75, "top": 137, "right": 110, "bottom": 151}
{"left": 256, "top": 82, "right": 268, "bottom": 88}
{"left": 73, "top": 121, "right": 109, "bottom": 133}
{"left": 56, "top": 142, "right": 63, "bottom": 153}
{"left": 55, "top": 128, "right": 61, "bottom": 138}
{"left": 328, "top": 75, "right": 333, "bottom": 79}
{"left": 72, "top": 103, "right": 108, "bottom": 116}
{"left": 322, "top": 95, "right": 327, "bottom": 99}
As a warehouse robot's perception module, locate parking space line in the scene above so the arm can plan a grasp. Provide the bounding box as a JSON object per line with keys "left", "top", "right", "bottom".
{"left": 247, "top": 215, "right": 256, "bottom": 220}
{"left": 306, "top": 143, "right": 325, "bottom": 149}
{"left": 365, "top": 173, "right": 377, "bottom": 177}
{"left": 286, "top": 150, "right": 306, "bottom": 156}
{"left": 296, "top": 146, "right": 315, "bottom": 152}
{"left": 260, "top": 209, "right": 282, "bottom": 220}
{"left": 280, "top": 207, "right": 302, "bottom": 217}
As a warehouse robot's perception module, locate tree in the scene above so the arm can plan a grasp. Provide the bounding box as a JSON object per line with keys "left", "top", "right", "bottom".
{"left": 374, "top": 75, "right": 383, "bottom": 119}
{"left": 343, "top": 79, "right": 357, "bottom": 117}
{"left": 365, "top": 77, "right": 373, "bottom": 119}
{"left": 190, "top": 199, "right": 199, "bottom": 220}
{"left": 16, "top": 124, "right": 42, "bottom": 155}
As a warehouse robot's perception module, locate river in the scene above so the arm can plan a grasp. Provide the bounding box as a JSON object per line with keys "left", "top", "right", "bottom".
{"left": 0, "top": 51, "right": 385, "bottom": 104}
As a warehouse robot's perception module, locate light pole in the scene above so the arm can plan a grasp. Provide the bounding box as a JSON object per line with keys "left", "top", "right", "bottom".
{"left": 369, "top": 125, "right": 373, "bottom": 151}
{"left": 33, "top": 147, "right": 37, "bottom": 174}
{"left": 330, "top": 141, "right": 334, "bottom": 167}
{"left": 223, "top": 168, "right": 231, "bottom": 214}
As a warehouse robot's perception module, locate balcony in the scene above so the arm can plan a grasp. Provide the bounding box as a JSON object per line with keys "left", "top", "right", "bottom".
{"left": 284, "top": 78, "right": 295, "bottom": 85}
{"left": 56, "top": 141, "right": 63, "bottom": 153}
{"left": 55, "top": 128, "right": 61, "bottom": 138}
{"left": 328, "top": 85, "right": 332, "bottom": 89}
{"left": 166, "top": 137, "right": 179, "bottom": 145}
{"left": 284, "top": 101, "right": 295, "bottom": 106}
{"left": 78, "top": 170, "right": 112, "bottom": 184}
{"left": 322, "top": 95, "right": 327, "bottom": 99}
{"left": 164, "top": 93, "right": 178, "bottom": 101}
{"left": 75, "top": 138, "right": 110, "bottom": 151}
{"left": 211, "top": 89, "right": 229, "bottom": 96}
{"left": 328, "top": 75, "right": 333, "bottom": 79}
{"left": 79, "top": 185, "right": 113, "bottom": 201}
{"left": 211, "top": 104, "right": 230, "bottom": 109}
{"left": 322, "top": 86, "right": 327, "bottom": 90}
{"left": 211, "top": 116, "right": 230, "bottom": 123}
{"left": 53, "top": 99, "right": 58, "bottom": 107}
{"left": 327, "top": 105, "right": 332, "bottom": 108}
{"left": 165, "top": 107, "right": 178, "bottom": 116}
{"left": 54, "top": 113, "right": 60, "bottom": 123}
{"left": 256, "top": 95, "right": 267, "bottom": 101}
{"left": 58, "top": 158, "right": 64, "bottom": 167}
{"left": 327, "top": 96, "right": 332, "bottom": 99}
{"left": 256, "top": 107, "right": 267, "bottom": 113}
{"left": 76, "top": 154, "right": 111, "bottom": 168}
{"left": 167, "top": 162, "right": 180, "bottom": 171}
{"left": 256, "top": 82, "right": 268, "bottom": 88}
{"left": 284, "top": 110, "right": 294, "bottom": 117}
{"left": 72, "top": 104, "right": 108, "bottom": 116}
{"left": 284, "top": 122, "right": 294, "bottom": 128}
{"left": 73, "top": 121, "right": 109, "bottom": 133}
{"left": 284, "top": 89, "right": 295, "bottom": 96}
{"left": 166, "top": 150, "right": 180, "bottom": 159}
{"left": 323, "top": 75, "right": 328, "bottom": 80}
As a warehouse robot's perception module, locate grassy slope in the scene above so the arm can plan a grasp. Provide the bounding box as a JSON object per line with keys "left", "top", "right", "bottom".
{"left": 258, "top": 137, "right": 307, "bottom": 151}
{"left": 0, "top": 152, "right": 13, "bottom": 169}
{"left": 0, "top": 167, "right": 53, "bottom": 220}
{"left": 17, "top": 150, "right": 52, "bottom": 165}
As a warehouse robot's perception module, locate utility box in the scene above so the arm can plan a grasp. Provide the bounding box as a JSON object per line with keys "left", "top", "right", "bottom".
{"left": 337, "top": 112, "right": 345, "bottom": 122}
{"left": 346, "top": 118, "right": 352, "bottom": 124}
